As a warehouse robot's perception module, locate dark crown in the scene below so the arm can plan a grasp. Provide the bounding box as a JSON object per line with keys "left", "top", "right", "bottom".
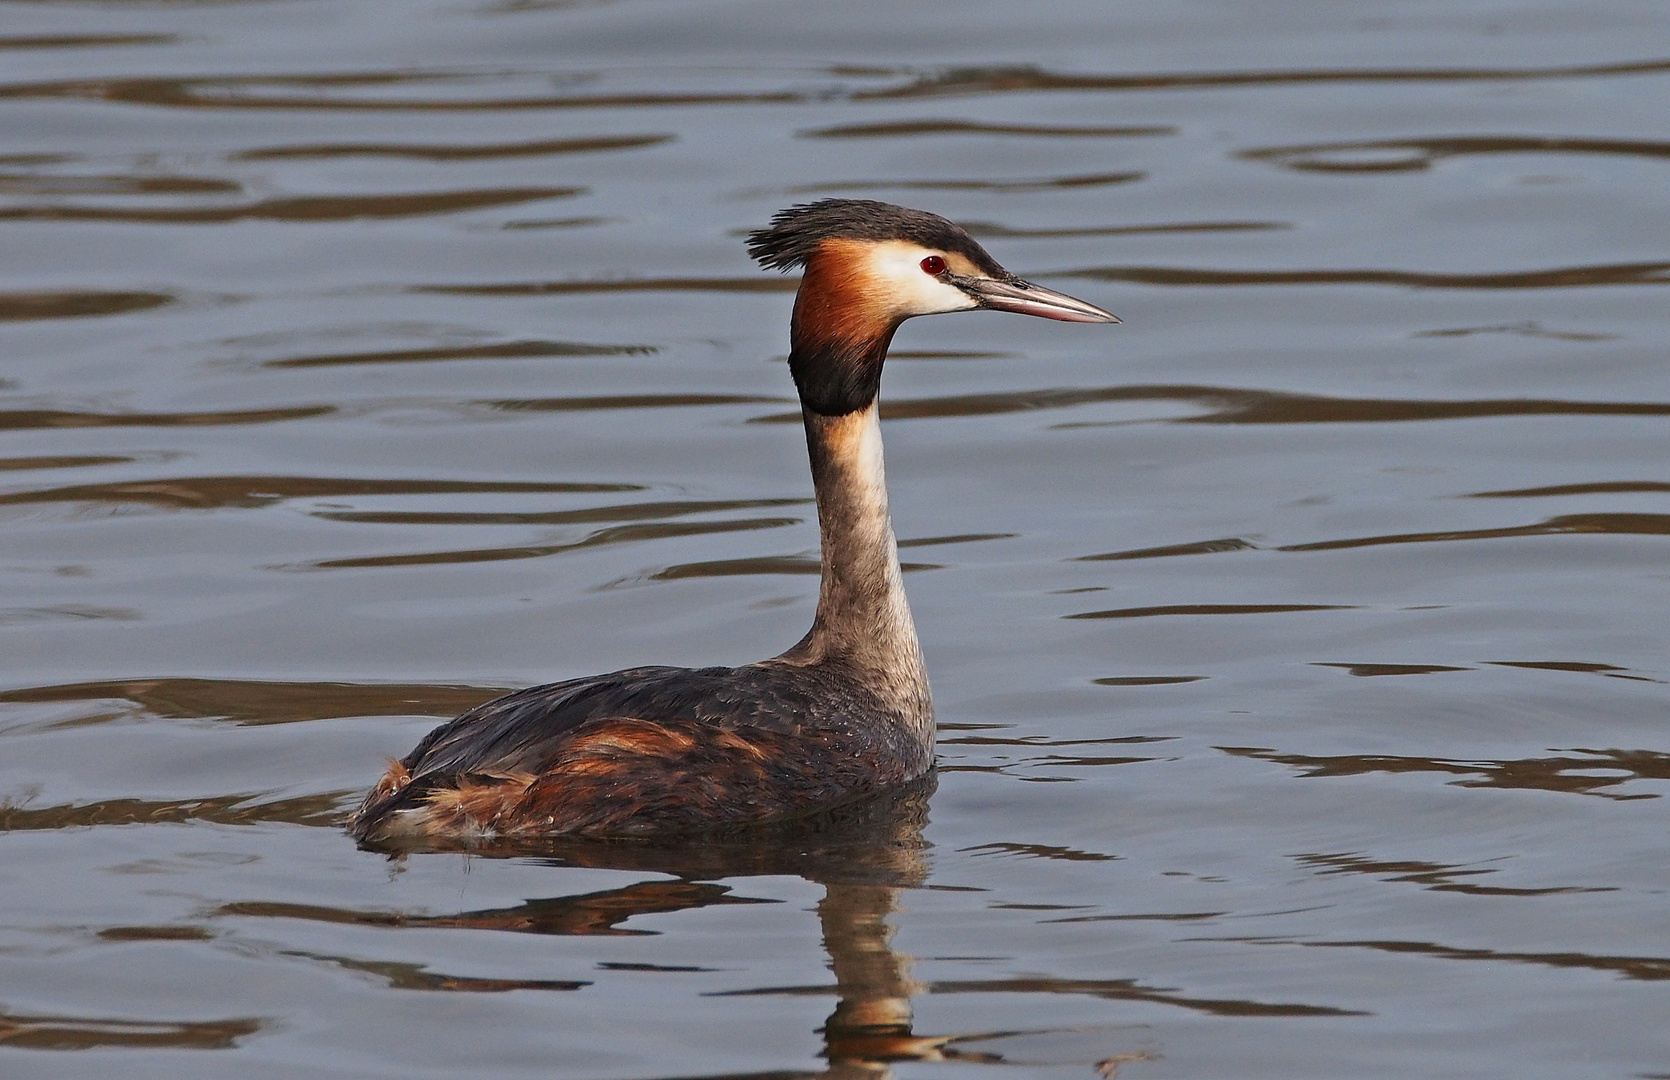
{"left": 746, "top": 199, "right": 1006, "bottom": 276}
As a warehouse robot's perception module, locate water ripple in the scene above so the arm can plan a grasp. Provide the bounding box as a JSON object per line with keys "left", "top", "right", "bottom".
{"left": 0, "top": 402, "right": 438, "bottom": 431}
{"left": 0, "top": 34, "right": 177, "bottom": 51}
{"left": 1220, "top": 745, "right": 1667, "bottom": 800}
{"left": 647, "top": 554, "right": 942, "bottom": 582}
{"left": 0, "top": 186, "right": 583, "bottom": 224}
{"left": 217, "top": 880, "right": 772, "bottom": 937}
{"left": 4, "top": 57, "right": 1664, "bottom": 119}
{"left": 1415, "top": 321, "right": 1617, "bottom": 341}
{"left": 1259, "top": 938, "right": 1670, "bottom": 983}
{"left": 966, "top": 220, "right": 1289, "bottom": 238}
{"left": 1486, "top": 660, "right": 1660, "bottom": 682}
{"left": 746, "top": 385, "right": 1670, "bottom": 425}
{"left": 0, "top": 604, "right": 141, "bottom": 625}
{"left": 785, "top": 171, "right": 1144, "bottom": 194}
{"left": 1063, "top": 261, "right": 1670, "bottom": 289}
{"left": 1279, "top": 512, "right": 1670, "bottom": 552}
{"left": 264, "top": 339, "right": 656, "bottom": 369}
{"left": 485, "top": 391, "right": 789, "bottom": 411}
{"left": 285, "top": 951, "right": 590, "bottom": 993}
{"left": 0, "top": 172, "right": 239, "bottom": 196}
{"left": 726, "top": 974, "right": 1364, "bottom": 1018}
{"left": 1092, "top": 675, "right": 1207, "bottom": 686}
{"left": 290, "top": 516, "right": 802, "bottom": 571}
{"left": 1294, "top": 851, "right": 1611, "bottom": 896}
{"left": 1078, "top": 537, "right": 1257, "bottom": 561}
{"left": 316, "top": 496, "right": 809, "bottom": 527}
{"left": 801, "top": 119, "right": 1174, "bottom": 139}
{"left": 0, "top": 791, "right": 346, "bottom": 830}
{"left": 235, "top": 133, "right": 672, "bottom": 161}
{"left": 422, "top": 277, "right": 797, "bottom": 296}
{"left": 1242, "top": 135, "right": 1670, "bottom": 173}
{"left": 0, "top": 290, "right": 173, "bottom": 321}
{"left": 0, "top": 677, "right": 510, "bottom": 726}
{"left": 857, "top": 58, "right": 1670, "bottom": 99}
{"left": 0, "top": 72, "right": 809, "bottom": 111}
{"left": 0, "top": 1009, "right": 260, "bottom": 1051}
{"left": 0, "top": 475, "right": 641, "bottom": 511}
{"left": 1067, "top": 603, "right": 1353, "bottom": 620}
{"left": 1313, "top": 663, "right": 1472, "bottom": 677}
{"left": 1463, "top": 481, "right": 1670, "bottom": 498}
{"left": 962, "top": 842, "right": 1119, "bottom": 862}
{"left": 0, "top": 454, "right": 134, "bottom": 472}
{"left": 648, "top": 554, "right": 821, "bottom": 580}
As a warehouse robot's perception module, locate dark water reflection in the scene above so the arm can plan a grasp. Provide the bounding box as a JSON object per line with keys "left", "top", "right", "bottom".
{"left": 1222, "top": 744, "right": 1670, "bottom": 800}
{"left": 0, "top": 187, "right": 589, "bottom": 225}
{"left": 256, "top": 788, "right": 1046, "bottom": 1074}
{"left": 0, "top": 676, "right": 508, "bottom": 726}
{"left": 1066, "top": 262, "right": 1670, "bottom": 288}
{"left": 1241, "top": 135, "right": 1670, "bottom": 173}
{"left": 235, "top": 134, "right": 675, "bottom": 162}
{"left": 0, "top": 1011, "right": 261, "bottom": 1052}
{"left": 854, "top": 58, "right": 1670, "bottom": 98}
{"left": 2, "top": 0, "right": 1669, "bottom": 1077}
{"left": 0, "top": 290, "right": 174, "bottom": 321}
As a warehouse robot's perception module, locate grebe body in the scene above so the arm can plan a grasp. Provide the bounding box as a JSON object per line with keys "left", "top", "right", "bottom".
{"left": 349, "top": 199, "right": 1116, "bottom": 843}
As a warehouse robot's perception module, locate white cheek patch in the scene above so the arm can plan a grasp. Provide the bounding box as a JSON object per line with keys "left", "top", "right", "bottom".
{"left": 862, "top": 242, "right": 979, "bottom": 317}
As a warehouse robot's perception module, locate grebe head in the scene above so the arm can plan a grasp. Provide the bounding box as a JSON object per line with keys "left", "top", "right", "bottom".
{"left": 749, "top": 199, "right": 1118, "bottom": 416}
{"left": 747, "top": 198, "right": 1120, "bottom": 325}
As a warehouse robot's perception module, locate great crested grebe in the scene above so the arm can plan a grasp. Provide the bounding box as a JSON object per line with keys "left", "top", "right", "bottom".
{"left": 349, "top": 199, "right": 1117, "bottom": 844}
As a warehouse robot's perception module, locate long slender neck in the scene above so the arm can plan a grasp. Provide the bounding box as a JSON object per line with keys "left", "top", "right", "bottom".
{"left": 771, "top": 255, "right": 933, "bottom": 735}
{"left": 778, "top": 398, "right": 932, "bottom": 732}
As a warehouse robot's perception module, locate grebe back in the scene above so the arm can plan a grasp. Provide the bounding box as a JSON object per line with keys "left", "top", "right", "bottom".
{"left": 349, "top": 199, "right": 1118, "bottom": 844}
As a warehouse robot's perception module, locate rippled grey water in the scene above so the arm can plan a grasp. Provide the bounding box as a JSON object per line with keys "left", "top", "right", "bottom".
{"left": 2, "top": 1, "right": 1667, "bottom": 1076}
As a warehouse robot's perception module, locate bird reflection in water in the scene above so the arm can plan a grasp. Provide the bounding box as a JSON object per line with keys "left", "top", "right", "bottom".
{"left": 354, "top": 780, "right": 1109, "bottom": 1075}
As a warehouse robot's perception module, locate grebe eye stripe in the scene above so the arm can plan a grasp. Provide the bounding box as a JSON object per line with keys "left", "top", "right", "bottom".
{"left": 919, "top": 255, "right": 947, "bottom": 275}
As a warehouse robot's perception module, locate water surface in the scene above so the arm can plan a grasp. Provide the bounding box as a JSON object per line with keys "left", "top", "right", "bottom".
{"left": 1, "top": 1, "right": 1667, "bottom": 1077}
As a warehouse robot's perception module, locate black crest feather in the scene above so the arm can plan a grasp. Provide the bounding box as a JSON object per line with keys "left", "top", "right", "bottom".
{"left": 747, "top": 199, "right": 1005, "bottom": 275}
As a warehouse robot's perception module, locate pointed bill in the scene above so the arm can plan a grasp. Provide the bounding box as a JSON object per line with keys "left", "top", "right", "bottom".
{"left": 959, "top": 276, "right": 1120, "bottom": 323}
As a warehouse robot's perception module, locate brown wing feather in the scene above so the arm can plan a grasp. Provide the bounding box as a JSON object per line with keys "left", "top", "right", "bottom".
{"left": 358, "top": 714, "right": 905, "bottom": 843}
{"left": 348, "top": 662, "right": 932, "bottom": 845}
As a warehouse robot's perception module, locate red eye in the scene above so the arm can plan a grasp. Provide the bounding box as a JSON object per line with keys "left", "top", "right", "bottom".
{"left": 919, "top": 255, "right": 947, "bottom": 275}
